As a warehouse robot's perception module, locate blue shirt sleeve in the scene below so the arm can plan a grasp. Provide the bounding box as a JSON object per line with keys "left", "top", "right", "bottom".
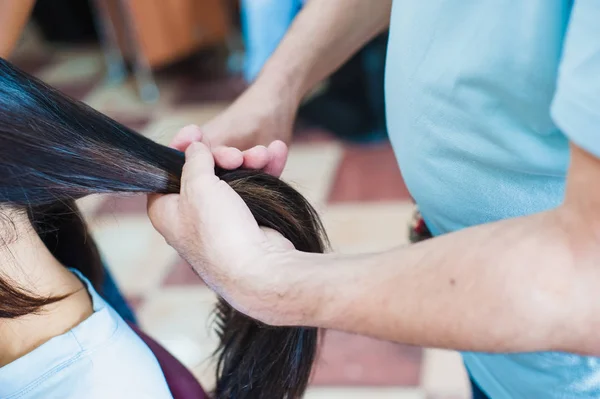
{"left": 551, "top": 0, "right": 600, "bottom": 158}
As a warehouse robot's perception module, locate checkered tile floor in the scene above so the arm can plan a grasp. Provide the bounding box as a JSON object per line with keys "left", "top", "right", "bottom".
{"left": 11, "top": 41, "right": 470, "bottom": 398}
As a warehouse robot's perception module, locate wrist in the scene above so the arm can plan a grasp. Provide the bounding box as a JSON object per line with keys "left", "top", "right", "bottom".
{"left": 242, "top": 78, "right": 299, "bottom": 144}
{"left": 263, "top": 250, "right": 332, "bottom": 327}
{"left": 272, "top": 250, "right": 364, "bottom": 329}
{"left": 253, "top": 58, "right": 309, "bottom": 111}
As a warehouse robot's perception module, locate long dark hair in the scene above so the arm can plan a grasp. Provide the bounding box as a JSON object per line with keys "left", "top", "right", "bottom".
{"left": 0, "top": 58, "right": 327, "bottom": 398}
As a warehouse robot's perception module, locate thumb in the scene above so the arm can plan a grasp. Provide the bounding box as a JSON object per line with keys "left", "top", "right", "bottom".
{"left": 181, "top": 142, "right": 218, "bottom": 192}
{"left": 147, "top": 193, "right": 180, "bottom": 242}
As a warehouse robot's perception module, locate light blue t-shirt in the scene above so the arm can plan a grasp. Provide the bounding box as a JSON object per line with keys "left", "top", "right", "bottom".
{"left": 386, "top": 0, "right": 600, "bottom": 397}
{"left": 0, "top": 270, "right": 173, "bottom": 399}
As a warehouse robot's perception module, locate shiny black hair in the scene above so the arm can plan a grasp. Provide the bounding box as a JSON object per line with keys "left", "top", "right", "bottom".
{"left": 0, "top": 57, "right": 327, "bottom": 399}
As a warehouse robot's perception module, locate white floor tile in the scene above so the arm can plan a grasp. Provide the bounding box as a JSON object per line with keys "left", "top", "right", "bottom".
{"left": 282, "top": 142, "right": 343, "bottom": 206}
{"left": 88, "top": 214, "right": 178, "bottom": 296}
{"left": 141, "top": 104, "right": 230, "bottom": 146}
{"left": 76, "top": 194, "right": 108, "bottom": 218}
{"left": 38, "top": 51, "right": 103, "bottom": 85}
{"left": 421, "top": 349, "right": 470, "bottom": 397}
{"left": 321, "top": 202, "right": 414, "bottom": 254}
{"left": 305, "top": 387, "right": 425, "bottom": 399}
{"left": 137, "top": 287, "right": 220, "bottom": 389}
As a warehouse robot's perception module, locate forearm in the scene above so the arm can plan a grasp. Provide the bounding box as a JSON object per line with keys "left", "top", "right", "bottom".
{"left": 287, "top": 208, "right": 599, "bottom": 355}
{"left": 0, "top": 0, "right": 35, "bottom": 57}
{"left": 255, "top": 0, "right": 392, "bottom": 103}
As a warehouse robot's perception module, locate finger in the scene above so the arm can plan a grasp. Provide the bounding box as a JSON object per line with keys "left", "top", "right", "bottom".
{"left": 213, "top": 146, "right": 244, "bottom": 170}
{"left": 170, "top": 124, "right": 203, "bottom": 151}
{"left": 261, "top": 227, "right": 295, "bottom": 250}
{"left": 263, "top": 140, "right": 289, "bottom": 177}
{"left": 242, "top": 145, "right": 270, "bottom": 169}
{"left": 147, "top": 193, "right": 180, "bottom": 240}
{"left": 181, "top": 142, "right": 217, "bottom": 190}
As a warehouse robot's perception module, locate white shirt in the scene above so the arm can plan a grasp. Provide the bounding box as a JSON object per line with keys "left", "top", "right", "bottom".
{"left": 0, "top": 270, "right": 173, "bottom": 399}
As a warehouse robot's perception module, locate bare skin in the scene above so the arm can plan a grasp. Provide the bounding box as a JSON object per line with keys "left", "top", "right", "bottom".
{"left": 0, "top": 214, "right": 92, "bottom": 367}
{"left": 147, "top": 0, "right": 600, "bottom": 356}
{"left": 0, "top": 2, "right": 95, "bottom": 367}
{"left": 194, "top": 0, "right": 393, "bottom": 151}
{"left": 149, "top": 137, "right": 600, "bottom": 357}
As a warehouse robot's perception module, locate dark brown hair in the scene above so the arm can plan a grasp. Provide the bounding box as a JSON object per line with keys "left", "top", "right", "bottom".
{"left": 0, "top": 58, "right": 327, "bottom": 398}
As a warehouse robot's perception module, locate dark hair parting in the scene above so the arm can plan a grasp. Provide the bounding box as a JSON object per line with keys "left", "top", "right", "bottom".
{"left": 0, "top": 57, "right": 328, "bottom": 398}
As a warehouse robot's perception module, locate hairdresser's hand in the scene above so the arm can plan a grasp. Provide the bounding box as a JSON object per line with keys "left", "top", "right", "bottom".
{"left": 173, "top": 82, "right": 297, "bottom": 152}
{"left": 148, "top": 141, "right": 299, "bottom": 324}
{"left": 172, "top": 124, "right": 289, "bottom": 177}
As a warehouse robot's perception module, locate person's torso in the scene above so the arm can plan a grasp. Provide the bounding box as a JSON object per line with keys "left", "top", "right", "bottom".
{"left": 0, "top": 270, "right": 173, "bottom": 399}
{"left": 385, "top": 0, "right": 600, "bottom": 397}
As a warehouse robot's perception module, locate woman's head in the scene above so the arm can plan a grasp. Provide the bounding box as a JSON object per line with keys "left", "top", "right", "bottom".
{"left": 0, "top": 58, "right": 183, "bottom": 206}
{"left": 0, "top": 57, "right": 185, "bottom": 297}
{"left": 0, "top": 57, "right": 327, "bottom": 398}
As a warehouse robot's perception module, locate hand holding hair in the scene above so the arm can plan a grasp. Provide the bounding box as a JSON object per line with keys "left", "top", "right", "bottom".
{"left": 169, "top": 124, "right": 289, "bottom": 177}
{"left": 148, "top": 135, "right": 301, "bottom": 324}
{"left": 177, "top": 79, "right": 297, "bottom": 151}
{"left": 0, "top": 58, "right": 327, "bottom": 399}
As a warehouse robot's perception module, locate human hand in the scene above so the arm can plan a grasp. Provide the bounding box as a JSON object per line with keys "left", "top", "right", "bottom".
{"left": 176, "top": 81, "right": 297, "bottom": 152}
{"left": 170, "top": 125, "right": 289, "bottom": 177}
{"left": 147, "top": 138, "right": 302, "bottom": 324}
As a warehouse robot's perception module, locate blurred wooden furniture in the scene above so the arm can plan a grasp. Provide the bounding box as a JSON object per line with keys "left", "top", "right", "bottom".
{"left": 0, "top": 0, "right": 35, "bottom": 57}
{"left": 93, "top": 0, "right": 232, "bottom": 101}
{"left": 109, "top": 0, "right": 230, "bottom": 68}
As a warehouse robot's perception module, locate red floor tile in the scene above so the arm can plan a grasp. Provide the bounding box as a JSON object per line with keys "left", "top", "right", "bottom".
{"left": 95, "top": 195, "right": 148, "bottom": 216}
{"left": 162, "top": 257, "right": 205, "bottom": 286}
{"left": 172, "top": 75, "right": 247, "bottom": 105}
{"left": 311, "top": 330, "right": 422, "bottom": 386}
{"left": 54, "top": 80, "right": 100, "bottom": 101}
{"left": 11, "top": 53, "right": 55, "bottom": 75}
{"left": 126, "top": 295, "right": 145, "bottom": 312}
{"left": 293, "top": 126, "right": 337, "bottom": 144}
{"left": 328, "top": 143, "right": 411, "bottom": 203}
{"left": 108, "top": 114, "right": 152, "bottom": 132}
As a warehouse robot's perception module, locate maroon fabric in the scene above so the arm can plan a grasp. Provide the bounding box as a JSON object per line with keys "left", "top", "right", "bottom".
{"left": 129, "top": 324, "right": 210, "bottom": 399}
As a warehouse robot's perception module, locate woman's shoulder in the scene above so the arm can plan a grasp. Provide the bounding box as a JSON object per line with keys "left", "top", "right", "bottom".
{"left": 70, "top": 311, "right": 174, "bottom": 399}
{"left": 0, "top": 280, "right": 173, "bottom": 399}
